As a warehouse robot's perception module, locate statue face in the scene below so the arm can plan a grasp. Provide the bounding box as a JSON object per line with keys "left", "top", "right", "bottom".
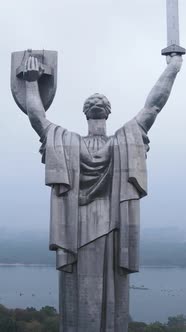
{"left": 83, "top": 93, "right": 111, "bottom": 120}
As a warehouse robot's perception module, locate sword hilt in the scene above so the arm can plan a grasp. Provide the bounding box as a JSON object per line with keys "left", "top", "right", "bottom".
{"left": 161, "top": 44, "right": 186, "bottom": 56}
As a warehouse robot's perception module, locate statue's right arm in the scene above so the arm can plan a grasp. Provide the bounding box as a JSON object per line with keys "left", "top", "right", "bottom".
{"left": 135, "top": 55, "right": 182, "bottom": 133}
{"left": 25, "top": 56, "right": 51, "bottom": 137}
{"left": 26, "top": 81, "right": 51, "bottom": 137}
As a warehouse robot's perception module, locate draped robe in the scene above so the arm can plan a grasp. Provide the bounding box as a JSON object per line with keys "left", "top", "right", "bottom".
{"left": 40, "top": 119, "right": 148, "bottom": 332}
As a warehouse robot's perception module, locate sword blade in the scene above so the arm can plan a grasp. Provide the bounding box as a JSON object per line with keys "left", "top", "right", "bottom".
{"left": 167, "top": 0, "right": 180, "bottom": 45}
{"left": 162, "top": 0, "right": 185, "bottom": 55}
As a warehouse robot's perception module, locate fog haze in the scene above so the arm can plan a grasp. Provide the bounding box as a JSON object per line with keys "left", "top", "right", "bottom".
{"left": 0, "top": 0, "right": 186, "bottom": 231}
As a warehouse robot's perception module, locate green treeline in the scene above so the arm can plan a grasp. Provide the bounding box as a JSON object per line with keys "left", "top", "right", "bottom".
{"left": 0, "top": 304, "right": 186, "bottom": 332}
{"left": 0, "top": 305, "right": 59, "bottom": 332}
{"left": 129, "top": 315, "right": 186, "bottom": 332}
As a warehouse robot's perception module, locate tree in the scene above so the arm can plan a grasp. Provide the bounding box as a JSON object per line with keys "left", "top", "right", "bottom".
{"left": 167, "top": 314, "right": 186, "bottom": 328}
{"left": 0, "top": 316, "right": 16, "bottom": 332}
{"left": 40, "top": 306, "right": 57, "bottom": 317}
{"left": 25, "top": 320, "right": 43, "bottom": 332}
{"left": 0, "top": 305, "right": 16, "bottom": 332}
{"left": 129, "top": 321, "right": 147, "bottom": 331}
{"left": 42, "top": 317, "right": 59, "bottom": 332}
{"left": 144, "top": 322, "right": 165, "bottom": 332}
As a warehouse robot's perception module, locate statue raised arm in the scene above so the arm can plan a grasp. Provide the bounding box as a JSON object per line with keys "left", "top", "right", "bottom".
{"left": 136, "top": 55, "right": 182, "bottom": 133}
{"left": 24, "top": 56, "right": 51, "bottom": 137}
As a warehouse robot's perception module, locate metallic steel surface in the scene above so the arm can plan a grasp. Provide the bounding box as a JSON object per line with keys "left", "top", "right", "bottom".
{"left": 11, "top": 49, "right": 57, "bottom": 114}
{"left": 162, "top": 0, "right": 185, "bottom": 55}
{"left": 166, "top": 0, "right": 180, "bottom": 46}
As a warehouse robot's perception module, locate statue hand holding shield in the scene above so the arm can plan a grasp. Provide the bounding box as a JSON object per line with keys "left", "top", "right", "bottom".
{"left": 23, "top": 56, "right": 44, "bottom": 82}
{"left": 11, "top": 49, "right": 57, "bottom": 136}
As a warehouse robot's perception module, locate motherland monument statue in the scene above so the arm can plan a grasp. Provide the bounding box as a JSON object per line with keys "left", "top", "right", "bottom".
{"left": 11, "top": 1, "right": 185, "bottom": 331}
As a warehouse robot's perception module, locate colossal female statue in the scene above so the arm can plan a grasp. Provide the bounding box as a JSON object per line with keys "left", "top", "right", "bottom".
{"left": 12, "top": 52, "right": 182, "bottom": 332}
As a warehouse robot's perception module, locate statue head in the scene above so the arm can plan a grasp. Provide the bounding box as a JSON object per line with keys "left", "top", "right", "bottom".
{"left": 83, "top": 93, "right": 111, "bottom": 120}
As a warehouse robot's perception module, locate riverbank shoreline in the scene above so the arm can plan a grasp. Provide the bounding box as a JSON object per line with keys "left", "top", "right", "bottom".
{"left": 1, "top": 263, "right": 186, "bottom": 268}
{"left": 0, "top": 263, "right": 55, "bottom": 267}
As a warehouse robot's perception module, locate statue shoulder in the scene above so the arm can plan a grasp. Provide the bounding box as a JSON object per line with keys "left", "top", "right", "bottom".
{"left": 41, "top": 123, "right": 81, "bottom": 140}
{"left": 115, "top": 119, "right": 135, "bottom": 137}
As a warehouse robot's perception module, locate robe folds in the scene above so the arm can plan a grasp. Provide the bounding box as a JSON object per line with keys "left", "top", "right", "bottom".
{"left": 40, "top": 119, "right": 148, "bottom": 274}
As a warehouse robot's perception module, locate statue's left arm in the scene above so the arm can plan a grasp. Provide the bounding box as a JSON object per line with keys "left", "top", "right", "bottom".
{"left": 135, "top": 55, "right": 183, "bottom": 132}
{"left": 24, "top": 56, "right": 52, "bottom": 137}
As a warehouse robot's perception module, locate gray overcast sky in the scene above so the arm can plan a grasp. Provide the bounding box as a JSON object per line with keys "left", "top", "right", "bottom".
{"left": 0, "top": 0, "right": 186, "bottom": 232}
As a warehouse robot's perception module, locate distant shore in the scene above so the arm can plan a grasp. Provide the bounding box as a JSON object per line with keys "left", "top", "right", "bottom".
{"left": 0, "top": 263, "right": 55, "bottom": 267}
{"left": 0, "top": 263, "right": 186, "bottom": 269}
{"left": 141, "top": 265, "right": 186, "bottom": 269}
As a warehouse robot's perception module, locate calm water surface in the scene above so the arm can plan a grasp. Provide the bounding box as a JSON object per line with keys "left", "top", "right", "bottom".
{"left": 0, "top": 266, "right": 186, "bottom": 323}
{"left": 0, "top": 266, "right": 58, "bottom": 310}
{"left": 130, "top": 267, "right": 186, "bottom": 323}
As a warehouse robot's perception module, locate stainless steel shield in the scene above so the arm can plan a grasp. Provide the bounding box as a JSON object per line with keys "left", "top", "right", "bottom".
{"left": 11, "top": 49, "right": 58, "bottom": 114}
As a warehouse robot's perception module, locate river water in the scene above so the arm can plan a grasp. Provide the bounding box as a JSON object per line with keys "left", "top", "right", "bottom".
{"left": 0, "top": 265, "right": 186, "bottom": 323}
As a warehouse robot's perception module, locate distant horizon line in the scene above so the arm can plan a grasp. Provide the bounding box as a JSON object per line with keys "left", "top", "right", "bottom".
{"left": 0, "top": 225, "right": 185, "bottom": 231}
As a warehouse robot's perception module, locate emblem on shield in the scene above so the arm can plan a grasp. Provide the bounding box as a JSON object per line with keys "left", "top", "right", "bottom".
{"left": 11, "top": 49, "right": 57, "bottom": 114}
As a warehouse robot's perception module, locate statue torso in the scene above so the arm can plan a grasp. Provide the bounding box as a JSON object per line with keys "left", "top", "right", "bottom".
{"left": 79, "top": 135, "right": 113, "bottom": 206}
{"left": 78, "top": 135, "right": 114, "bottom": 247}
